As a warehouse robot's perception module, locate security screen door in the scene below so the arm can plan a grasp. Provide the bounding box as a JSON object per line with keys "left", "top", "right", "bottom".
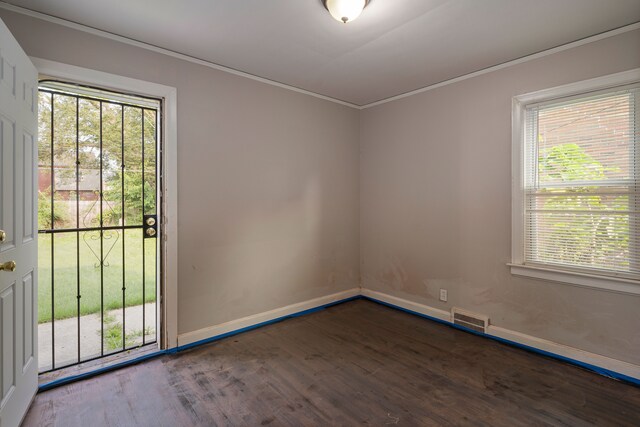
{"left": 37, "top": 81, "right": 161, "bottom": 372}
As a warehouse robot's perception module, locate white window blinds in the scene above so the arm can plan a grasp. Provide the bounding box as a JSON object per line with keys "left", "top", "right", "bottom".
{"left": 523, "top": 85, "right": 639, "bottom": 279}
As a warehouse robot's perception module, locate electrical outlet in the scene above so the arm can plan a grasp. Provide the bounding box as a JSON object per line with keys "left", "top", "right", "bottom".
{"left": 439, "top": 289, "right": 448, "bottom": 302}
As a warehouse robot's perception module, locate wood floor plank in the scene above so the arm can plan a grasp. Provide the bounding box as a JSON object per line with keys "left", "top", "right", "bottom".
{"left": 22, "top": 300, "right": 640, "bottom": 426}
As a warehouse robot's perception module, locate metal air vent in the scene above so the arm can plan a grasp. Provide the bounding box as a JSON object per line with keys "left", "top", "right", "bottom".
{"left": 452, "top": 308, "right": 489, "bottom": 333}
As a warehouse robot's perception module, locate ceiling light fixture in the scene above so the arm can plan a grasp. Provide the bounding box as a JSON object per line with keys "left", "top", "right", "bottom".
{"left": 322, "top": 0, "right": 370, "bottom": 24}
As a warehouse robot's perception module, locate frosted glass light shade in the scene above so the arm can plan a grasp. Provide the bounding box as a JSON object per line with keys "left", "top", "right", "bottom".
{"left": 324, "top": 0, "right": 368, "bottom": 23}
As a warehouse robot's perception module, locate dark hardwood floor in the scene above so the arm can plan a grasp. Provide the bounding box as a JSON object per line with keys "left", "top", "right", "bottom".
{"left": 23, "top": 300, "right": 640, "bottom": 426}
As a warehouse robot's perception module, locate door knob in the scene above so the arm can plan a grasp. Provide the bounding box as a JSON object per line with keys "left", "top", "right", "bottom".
{"left": 145, "top": 228, "right": 156, "bottom": 237}
{"left": 0, "top": 230, "right": 6, "bottom": 242}
{"left": 0, "top": 261, "right": 16, "bottom": 272}
{"left": 146, "top": 217, "right": 156, "bottom": 226}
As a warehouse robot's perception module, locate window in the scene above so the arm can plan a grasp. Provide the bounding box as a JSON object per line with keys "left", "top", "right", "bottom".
{"left": 511, "top": 70, "right": 640, "bottom": 294}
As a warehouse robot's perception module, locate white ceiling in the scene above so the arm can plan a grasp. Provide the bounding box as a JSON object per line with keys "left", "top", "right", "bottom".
{"left": 4, "top": 0, "right": 640, "bottom": 106}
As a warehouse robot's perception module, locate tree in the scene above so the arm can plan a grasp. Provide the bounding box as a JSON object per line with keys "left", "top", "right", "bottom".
{"left": 537, "top": 143, "right": 628, "bottom": 268}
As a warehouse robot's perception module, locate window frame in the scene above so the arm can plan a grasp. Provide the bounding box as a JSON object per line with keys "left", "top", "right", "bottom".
{"left": 510, "top": 69, "right": 640, "bottom": 295}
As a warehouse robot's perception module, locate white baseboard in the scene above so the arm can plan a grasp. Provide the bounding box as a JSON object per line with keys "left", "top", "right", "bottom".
{"left": 360, "top": 288, "right": 640, "bottom": 382}
{"left": 177, "top": 288, "right": 361, "bottom": 347}
{"left": 360, "top": 289, "right": 451, "bottom": 322}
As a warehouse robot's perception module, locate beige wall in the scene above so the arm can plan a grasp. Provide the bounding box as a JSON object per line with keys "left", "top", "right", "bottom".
{"left": 360, "top": 29, "right": 640, "bottom": 365}
{"left": 0, "top": 9, "right": 360, "bottom": 336}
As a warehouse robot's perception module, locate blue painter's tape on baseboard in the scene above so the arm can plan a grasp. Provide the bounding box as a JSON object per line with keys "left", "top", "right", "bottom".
{"left": 360, "top": 295, "right": 640, "bottom": 388}
{"left": 172, "top": 295, "right": 362, "bottom": 352}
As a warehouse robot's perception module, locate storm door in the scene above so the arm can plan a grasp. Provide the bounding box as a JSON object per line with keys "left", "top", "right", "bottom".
{"left": 37, "top": 81, "right": 160, "bottom": 372}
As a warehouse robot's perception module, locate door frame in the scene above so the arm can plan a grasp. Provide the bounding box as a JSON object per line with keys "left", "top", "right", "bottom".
{"left": 31, "top": 57, "right": 179, "bottom": 351}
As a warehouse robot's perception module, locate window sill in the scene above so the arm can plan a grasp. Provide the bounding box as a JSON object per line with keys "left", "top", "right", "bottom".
{"left": 508, "top": 263, "right": 640, "bottom": 295}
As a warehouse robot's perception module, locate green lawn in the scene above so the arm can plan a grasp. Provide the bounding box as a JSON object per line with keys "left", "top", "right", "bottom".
{"left": 38, "top": 230, "right": 156, "bottom": 323}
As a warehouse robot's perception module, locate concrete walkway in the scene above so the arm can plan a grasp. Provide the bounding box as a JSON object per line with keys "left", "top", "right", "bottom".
{"left": 38, "top": 303, "right": 156, "bottom": 370}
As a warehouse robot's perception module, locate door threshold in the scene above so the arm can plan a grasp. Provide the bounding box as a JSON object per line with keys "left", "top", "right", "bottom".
{"left": 38, "top": 344, "right": 161, "bottom": 390}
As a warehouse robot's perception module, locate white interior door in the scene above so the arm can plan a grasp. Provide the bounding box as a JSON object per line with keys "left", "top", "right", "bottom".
{"left": 0, "top": 17, "right": 39, "bottom": 427}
